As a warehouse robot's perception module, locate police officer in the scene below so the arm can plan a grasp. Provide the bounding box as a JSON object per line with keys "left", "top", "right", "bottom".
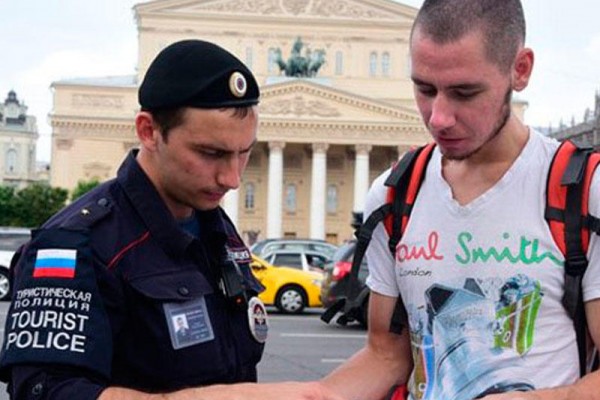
{"left": 0, "top": 40, "right": 342, "bottom": 400}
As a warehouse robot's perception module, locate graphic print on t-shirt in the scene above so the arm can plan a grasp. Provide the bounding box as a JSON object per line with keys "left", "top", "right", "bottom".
{"left": 407, "top": 274, "right": 543, "bottom": 400}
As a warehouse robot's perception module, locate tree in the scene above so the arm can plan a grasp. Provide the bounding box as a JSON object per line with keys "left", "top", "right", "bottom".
{"left": 11, "top": 183, "right": 68, "bottom": 228}
{"left": 71, "top": 179, "right": 101, "bottom": 201}
{"left": 0, "top": 186, "right": 16, "bottom": 226}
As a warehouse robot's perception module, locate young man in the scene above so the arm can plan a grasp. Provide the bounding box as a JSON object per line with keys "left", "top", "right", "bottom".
{"left": 321, "top": 1, "right": 600, "bottom": 399}
{"left": 0, "top": 40, "right": 341, "bottom": 400}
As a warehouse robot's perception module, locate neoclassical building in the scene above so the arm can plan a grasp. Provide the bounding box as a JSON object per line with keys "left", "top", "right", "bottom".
{"left": 49, "top": 0, "right": 525, "bottom": 244}
{"left": 548, "top": 92, "right": 600, "bottom": 151}
{"left": 0, "top": 90, "right": 39, "bottom": 189}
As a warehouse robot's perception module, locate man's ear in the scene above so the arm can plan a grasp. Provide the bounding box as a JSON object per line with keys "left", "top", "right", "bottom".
{"left": 135, "top": 111, "right": 160, "bottom": 151}
{"left": 512, "top": 47, "right": 534, "bottom": 92}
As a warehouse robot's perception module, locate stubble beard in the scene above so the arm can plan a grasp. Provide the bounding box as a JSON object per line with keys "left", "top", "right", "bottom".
{"left": 443, "top": 87, "right": 513, "bottom": 161}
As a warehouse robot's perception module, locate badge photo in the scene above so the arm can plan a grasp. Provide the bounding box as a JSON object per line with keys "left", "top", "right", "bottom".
{"left": 247, "top": 297, "right": 268, "bottom": 343}
{"left": 164, "top": 298, "right": 215, "bottom": 350}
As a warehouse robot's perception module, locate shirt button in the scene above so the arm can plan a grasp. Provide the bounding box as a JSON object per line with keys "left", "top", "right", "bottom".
{"left": 31, "top": 382, "right": 43, "bottom": 395}
{"left": 178, "top": 286, "right": 189, "bottom": 296}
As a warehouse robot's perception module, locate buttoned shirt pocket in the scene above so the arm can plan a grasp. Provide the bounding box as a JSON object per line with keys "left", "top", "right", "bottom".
{"left": 117, "top": 269, "right": 238, "bottom": 389}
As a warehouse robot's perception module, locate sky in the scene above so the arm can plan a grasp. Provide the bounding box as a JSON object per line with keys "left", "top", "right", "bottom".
{"left": 1, "top": 0, "right": 600, "bottom": 163}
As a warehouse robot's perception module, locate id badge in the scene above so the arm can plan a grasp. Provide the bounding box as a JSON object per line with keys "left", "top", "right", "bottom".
{"left": 164, "top": 297, "right": 214, "bottom": 350}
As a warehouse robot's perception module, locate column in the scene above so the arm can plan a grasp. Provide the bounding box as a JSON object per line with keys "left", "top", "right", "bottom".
{"left": 51, "top": 138, "right": 73, "bottom": 188}
{"left": 353, "top": 144, "right": 372, "bottom": 213}
{"left": 222, "top": 189, "right": 239, "bottom": 227}
{"left": 310, "top": 143, "right": 329, "bottom": 240}
{"left": 267, "top": 141, "right": 285, "bottom": 238}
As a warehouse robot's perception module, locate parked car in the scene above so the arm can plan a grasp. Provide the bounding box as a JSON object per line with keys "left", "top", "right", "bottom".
{"left": 262, "top": 249, "right": 331, "bottom": 273}
{"left": 250, "top": 254, "right": 323, "bottom": 314}
{"left": 0, "top": 227, "right": 31, "bottom": 301}
{"left": 320, "top": 240, "right": 370, "bottom": 327}
{"left": 250, "top": 238, "right": 338, "bottom": 260}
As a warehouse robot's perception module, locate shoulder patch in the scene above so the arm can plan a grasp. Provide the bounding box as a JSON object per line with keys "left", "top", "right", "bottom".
{"left": 0, "top": 228, "right": 112, "bottom": 378}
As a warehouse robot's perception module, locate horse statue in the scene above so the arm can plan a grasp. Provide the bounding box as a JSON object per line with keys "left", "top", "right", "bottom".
{"left": 274, "top": 49, "right": 288, "bottom": 74}
{"left": 308, "top": 49, "right": 326, "bottom": 77}
{"left": 274, "top": 37, "right": 326, "bottom": 78}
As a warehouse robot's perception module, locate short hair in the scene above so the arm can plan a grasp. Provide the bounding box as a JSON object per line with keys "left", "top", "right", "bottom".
{"left": 149, "top": 106, "right": 255, "bottom": 142}
{"left": 411, "top": 0, "right": 526, "bottom": 72}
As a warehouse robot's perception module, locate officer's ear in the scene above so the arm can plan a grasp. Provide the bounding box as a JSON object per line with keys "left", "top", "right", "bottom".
{"left": 135, "top": 111, "right": 161, "bottom": 151}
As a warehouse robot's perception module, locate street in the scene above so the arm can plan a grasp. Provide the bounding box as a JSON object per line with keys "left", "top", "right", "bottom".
{"left": 0, "top": 304, "right": 365, "bottom": 398}
{"left": 258, "top": 308, "right": 366, "bottom": 382}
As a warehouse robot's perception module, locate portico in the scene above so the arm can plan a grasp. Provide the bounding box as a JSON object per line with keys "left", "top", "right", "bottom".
{"left": 48, "top": 0, "right": 435, "bottom": 243}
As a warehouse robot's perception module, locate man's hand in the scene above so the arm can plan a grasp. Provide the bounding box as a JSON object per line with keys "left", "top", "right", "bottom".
{"left": 479, "top": 392, "right": 540, "bottom": 400}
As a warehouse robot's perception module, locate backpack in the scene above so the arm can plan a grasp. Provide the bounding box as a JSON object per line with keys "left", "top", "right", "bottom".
{"left": 323, "top": 139, "right": 600, "bottom": 385}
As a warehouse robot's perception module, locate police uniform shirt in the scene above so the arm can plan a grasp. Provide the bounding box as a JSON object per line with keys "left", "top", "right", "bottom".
{"left": 0, "top": 150, "right": 265, "bottom": 398}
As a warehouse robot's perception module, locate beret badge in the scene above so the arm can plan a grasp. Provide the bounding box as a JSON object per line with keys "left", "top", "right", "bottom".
{"left": 229, "top": 71, "right": 247, "bottom": 98}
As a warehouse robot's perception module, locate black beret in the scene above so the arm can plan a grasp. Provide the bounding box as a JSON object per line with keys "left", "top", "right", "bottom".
{"left": 139, "top": 39, "right": 259, "bottom": 109}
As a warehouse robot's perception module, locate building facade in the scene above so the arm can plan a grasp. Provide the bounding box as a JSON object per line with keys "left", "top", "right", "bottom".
{"left": 0, "top": 91, "right": 39, "bottom": 189}
{"left": 548, "top": 92, "right": 600, "bottom": 151}
{"left": 49, "top": 0, "right": 527, "bottom": 244}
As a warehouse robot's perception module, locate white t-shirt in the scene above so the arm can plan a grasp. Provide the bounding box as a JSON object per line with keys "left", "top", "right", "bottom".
{"left": 365, "top": 130, "right": 600, "bottom": 400}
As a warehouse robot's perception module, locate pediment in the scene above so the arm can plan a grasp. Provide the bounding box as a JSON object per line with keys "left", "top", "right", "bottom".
{"left": 260, "top": 79, "right": 422, "bottom": 125}
{"left": 136, "top": 0, "right": 417, "bottom": 22}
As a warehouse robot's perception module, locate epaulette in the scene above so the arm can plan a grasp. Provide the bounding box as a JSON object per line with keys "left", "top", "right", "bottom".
{"left": 59, "top": 197, "right": 113, "bottom": 230}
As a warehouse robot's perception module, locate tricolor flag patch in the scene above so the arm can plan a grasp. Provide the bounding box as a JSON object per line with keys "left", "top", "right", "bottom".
{"left": 33, "top": 249, "right": 77, "bottom": 278}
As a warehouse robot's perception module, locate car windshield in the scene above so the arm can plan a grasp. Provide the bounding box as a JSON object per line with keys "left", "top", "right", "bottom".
{"left": 254, "top": 239, "right": 338, "bottom": 260}
{"left": 270, "top": 254, "right": 303, "bottom": 269}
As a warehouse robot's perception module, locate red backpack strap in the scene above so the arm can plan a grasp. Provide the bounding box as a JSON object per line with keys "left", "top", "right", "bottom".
{"left": 546, "top": 141, "right": 599, "bottom": 253}
{"left": 545, "top": 139, "right": 600, "bottom": 376}
{"left": 383, "top": 143, "right": 436, "bottom": 254}
{"left": 583, "top": 152, "right": 600, "bottom": 237}
{"left": 382, "top": 143, "right": 435, "bottom": 336}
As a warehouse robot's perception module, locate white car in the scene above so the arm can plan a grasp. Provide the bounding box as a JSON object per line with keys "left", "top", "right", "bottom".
{"left": 262, "top": 249, "right": 331, "bottom": 273}
{"left": 251, "top": 239, "right": 338, "bottom": 260}
{"left": 0, "top": 227, "right": 31, "bottom": 301}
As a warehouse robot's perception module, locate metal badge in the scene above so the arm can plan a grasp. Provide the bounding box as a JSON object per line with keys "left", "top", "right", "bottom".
{"left": 229, "top": 71, "right": 247, "bottom": 98}
{"left": 247, "top": 296, "right": 268, "bottom": 343}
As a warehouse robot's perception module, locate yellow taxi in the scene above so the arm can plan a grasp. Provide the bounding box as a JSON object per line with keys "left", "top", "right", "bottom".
{"left": 250, "top": 254, "right": 323, "bottom": 314}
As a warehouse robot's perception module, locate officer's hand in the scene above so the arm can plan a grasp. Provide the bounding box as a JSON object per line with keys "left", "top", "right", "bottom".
{"left": 188, "top": 381, "right": 345, "bottom": 400}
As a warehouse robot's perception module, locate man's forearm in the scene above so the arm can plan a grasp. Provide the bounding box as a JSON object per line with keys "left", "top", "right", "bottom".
{"left": 99, "top": 382, "right": 344, "bottom": 400}
{"left": 322, "top": 342, "right": 412, "bottom": 400}
{"left": 481, "top": 370, "right": 600, "bottom": 400}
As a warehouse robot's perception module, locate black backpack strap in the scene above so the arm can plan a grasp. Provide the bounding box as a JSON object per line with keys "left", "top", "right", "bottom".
{"left": 320, "top": 203, "right": 392, "bottom": 324}
{"left": 344, "top": 203, "right": 393, "bottom": 310}
{"left": 384, "top": 146, "right": 426, "bottom": 254}
{"left": 588, "top": 214, "right": 600, "bottom": 235}
{"left": 323, "top": 144, "right": 434, "bottom": 332}
{"left": 554, "top": 142, "right": 593, "bottom": 376}
{"left": 385, "top": 145, "right": 435, "bottom": 333}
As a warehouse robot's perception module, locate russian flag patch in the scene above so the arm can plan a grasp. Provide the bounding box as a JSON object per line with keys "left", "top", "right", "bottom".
{"left": 33, "top": 249, "right": 77, "bottom": 279}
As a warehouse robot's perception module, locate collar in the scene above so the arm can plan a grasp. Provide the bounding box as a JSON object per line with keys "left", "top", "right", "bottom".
{"left": 117, "top": 150, "right": 229, "bottom": 258}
